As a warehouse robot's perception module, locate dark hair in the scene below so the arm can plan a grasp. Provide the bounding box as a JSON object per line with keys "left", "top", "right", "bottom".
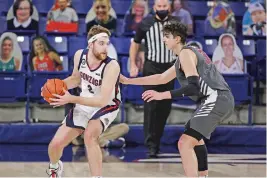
{"left": 2, "top": 36, "right": 13, "bottom": 45}
{"left": 13, "top": 0, "right": 34, "bottom": 18}
{"left": 29, "top": 36, "right": 59, "bottom": 70}
{"left": 163, "top": 20, "right": 187, "bottom": 44}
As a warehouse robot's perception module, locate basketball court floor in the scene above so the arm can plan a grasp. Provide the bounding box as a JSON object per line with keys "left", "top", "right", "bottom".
{"left": 0, "top": 144, "right": 266, "bottom": 177}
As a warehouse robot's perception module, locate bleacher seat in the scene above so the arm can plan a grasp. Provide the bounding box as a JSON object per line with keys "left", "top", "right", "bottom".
{"left": 0, "top": 0, "right": 13, "bottom": 14}
{"left": 256, "top": 40, "right": 266, "bottom": 61}
{"left": 39, "top": 17, "right": 47, "bottom": 35}
{"left": 32, "top": 0, "right": 54, "bottom": 14}
{"left": 187, "top": 1, "right": 209, "bottom": 17}
{"left": 110, "top": 37, "right": 131, "bottom": 56}
{"left": 78, "top": 18, "right": 86, "bottom": 36}
{"left": 0, "top": 72, "right": 27, "bottom": 102}
{"left": 17, "top": 36, "right": 30, "bottom": 53}
{"left": 195, "top": 20, "right": 205, "bottom": 36}
{"left": 195, "top": 20, "right": 222, "bottom": 37}
{"left": 203, "top": 39, "right": 218, "bottom": 56}
{"left": 224, "top": 74, "right": 253, "bottom": 104}
{"left": 238, "top": 39, "right": 256, "bottom": 57}
{"left": 229, "top": 2, "right": 247, "bottom": 17}
{"left": 111, "top": 0, "right": 132, "bottom": 16}
{"left": 71, "top": 0, "right": 92, "bottom": 16}
{"left": 256, "top": 40, "right": 266, "bottom": 81}
{"left": 120, "top": 57, "right": 143, "bottom": 105}
{"left": 0, "top": 16, "right": 7, "bottom": 33}
{"left": 223, "top": 74, "right": 253, "bottom": 123}
{"left": 60, "top": 55, "right": 69, "bottom": 72}
{"left": 116, "top": 18, "right": 124, "bottom": 36}
{"left": 68, "top": 36, "right": 87, "bottom": 58}
{"left": 47, "top": 36, "right": 68, "bottom": 53}
{"left": 0, "top": 56, "right": 27, "bottom": 102}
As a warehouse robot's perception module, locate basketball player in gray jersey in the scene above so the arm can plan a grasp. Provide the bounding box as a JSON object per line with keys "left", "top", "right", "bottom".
{"left": 120, "top": 20, "right": 235, "bottom": 177}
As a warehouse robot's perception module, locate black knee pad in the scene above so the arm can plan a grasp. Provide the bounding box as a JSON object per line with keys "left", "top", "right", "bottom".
{"left": 194, "top": 145, "right": 208, "bottom": 171}
{"left": 184, "top": 128, "right": 203, "bottom": 141}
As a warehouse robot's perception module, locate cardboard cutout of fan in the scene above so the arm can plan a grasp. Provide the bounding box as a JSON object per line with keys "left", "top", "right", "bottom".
{"left": 7, "top": 0, "right": 39, "bottom": 32}
{"left": 46, "top": 0, "right": 79, "bottom": 33}
{"left": 212, "top": 33, "right": 245, "bottom": 74}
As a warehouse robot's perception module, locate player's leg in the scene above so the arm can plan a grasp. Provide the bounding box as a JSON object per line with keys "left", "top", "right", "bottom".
{"left": 48, "top": 123, "right": 83, "bottom": 164}
{"left": 179, "top": 91, "right": 234, "bottom": 177}
{"left": 178, "top": 130, "right": 200, "bottom": 177}
{"left": 48, "top": 123, "right": 83, "bottom": 177}
{"left": 194, "top": 139, "right": 208, "bottom": 177}
{"left": 83, "top": 119, "right": 103, "bottom": 177}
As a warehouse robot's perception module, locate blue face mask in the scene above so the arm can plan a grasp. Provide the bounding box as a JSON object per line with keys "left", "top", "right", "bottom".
{"left": 156, "top": 10, "right": 169, "bottom": 20}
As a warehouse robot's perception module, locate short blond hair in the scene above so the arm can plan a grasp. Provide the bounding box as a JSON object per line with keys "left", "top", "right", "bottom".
{"left": 87, "top": 25, "right": 111, "bottom": 40}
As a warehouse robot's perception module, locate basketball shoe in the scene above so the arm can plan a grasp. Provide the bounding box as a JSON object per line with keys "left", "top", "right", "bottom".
{"left": 46, "top": 160, "right": 63, "bottom": 178}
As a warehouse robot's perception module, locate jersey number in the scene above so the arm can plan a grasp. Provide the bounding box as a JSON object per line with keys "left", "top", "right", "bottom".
{"left": 87, "top": 84, "right": 94, "bottom": 94}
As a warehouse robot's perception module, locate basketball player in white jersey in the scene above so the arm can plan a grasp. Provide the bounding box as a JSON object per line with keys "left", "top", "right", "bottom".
{"left": 42, "top": 25, "right": 121, "bottom": 178}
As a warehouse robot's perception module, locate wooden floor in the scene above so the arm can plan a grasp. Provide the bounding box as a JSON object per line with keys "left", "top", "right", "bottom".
{"left": 0, "top": 161, "right": 265, "bottom": 177}
{"left": 0, "top": 145, "right": 265, "bottom": 177}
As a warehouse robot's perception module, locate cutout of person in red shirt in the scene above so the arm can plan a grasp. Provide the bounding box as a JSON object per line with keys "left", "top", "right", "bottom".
{"left": 30, "top": 36, "right": 62, "bottom": 71}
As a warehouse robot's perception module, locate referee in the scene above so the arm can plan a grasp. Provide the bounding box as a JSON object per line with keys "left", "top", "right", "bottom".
{"left": 129, "top": 0, "right": 180, "bottom": 157}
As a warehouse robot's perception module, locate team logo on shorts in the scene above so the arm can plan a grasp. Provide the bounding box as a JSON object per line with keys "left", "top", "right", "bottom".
{"left": 104, "top": 118, "right": 109, "bottom": 125}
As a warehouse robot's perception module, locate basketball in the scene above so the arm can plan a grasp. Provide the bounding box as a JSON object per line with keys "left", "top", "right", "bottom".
{"left": 42, "top": 79, "right": 67, "bottom": 103}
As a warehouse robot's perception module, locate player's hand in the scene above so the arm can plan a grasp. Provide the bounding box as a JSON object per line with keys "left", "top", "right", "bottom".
{"left": 119, "top": 74, "right": 129, "bottom": 85}
{"left": 142, "top": 90, "right": 163, "bottom": 102}
{"left": 40, "top": 87, "right": 43, "bottom": 97}
{"left": 130, "top": 64, "right": 138, "bottom": 77}
{"left": 50, "top": 89, "right": 72, "bottom": 107}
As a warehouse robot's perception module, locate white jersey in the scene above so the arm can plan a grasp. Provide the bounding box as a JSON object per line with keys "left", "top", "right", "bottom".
{"left": 76, "top": 48, "right": 121, "bottom": 112}
{"left": 215, "top": 58, "right": 243, "bottom": 74}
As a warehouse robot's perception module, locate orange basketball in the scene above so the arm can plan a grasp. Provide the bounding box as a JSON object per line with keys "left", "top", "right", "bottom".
{"left": 42, "top": 79, "right": 67, "bottom": 103}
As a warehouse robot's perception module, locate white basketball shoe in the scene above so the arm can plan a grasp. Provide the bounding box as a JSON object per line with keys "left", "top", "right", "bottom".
{"left": 47, "top": 160, "right": 63, "bottom": 178}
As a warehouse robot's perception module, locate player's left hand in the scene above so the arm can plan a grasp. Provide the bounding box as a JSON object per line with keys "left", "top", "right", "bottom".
{"left": 50, "top": 89, "right": 73, "bottom": 107}
{"left": 142, "top": 90, "right": 163, "bottom": 102}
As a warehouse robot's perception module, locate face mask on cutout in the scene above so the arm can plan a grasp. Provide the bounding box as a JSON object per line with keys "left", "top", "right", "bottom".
{"left": 156, "top": 10, "right": 169, "bottom": 20}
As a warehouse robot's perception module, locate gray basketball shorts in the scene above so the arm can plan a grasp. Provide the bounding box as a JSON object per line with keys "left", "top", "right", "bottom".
{"left": 185, "top": 90, "right": 235, "bottom": 139}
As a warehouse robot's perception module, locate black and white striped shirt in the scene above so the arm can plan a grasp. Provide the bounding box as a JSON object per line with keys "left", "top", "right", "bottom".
{"left": 134, "top": 16, "right": 180, "bottom": 63}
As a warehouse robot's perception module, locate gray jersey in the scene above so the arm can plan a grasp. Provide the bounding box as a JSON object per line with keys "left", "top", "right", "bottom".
{"left": 175, "top": 46, "right": 230, "bottom": 101}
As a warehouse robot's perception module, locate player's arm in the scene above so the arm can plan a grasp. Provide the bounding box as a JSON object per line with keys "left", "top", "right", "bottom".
{"left": 63, "top": 50, "right": 82, "bottom": 89}
{"left": 120, "top": 65, "right": 176, "bottom": 85}
{"left": 71, "top": 60, "right": 120, "bottom": 107}
{"left": 48, "top": 51, "right": 62, "bottom": 65}
{"left": 157, "top": 49, "right": 200, "bottom": 100}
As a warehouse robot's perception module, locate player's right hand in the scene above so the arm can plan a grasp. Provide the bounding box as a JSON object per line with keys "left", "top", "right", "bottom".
{"left": 130, "top": 65, "right": 138, "bottom": 77}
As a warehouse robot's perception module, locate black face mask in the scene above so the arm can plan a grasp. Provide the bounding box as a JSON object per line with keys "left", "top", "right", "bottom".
{"left": 155, "top": 10, "right": 169, "bottom": 20}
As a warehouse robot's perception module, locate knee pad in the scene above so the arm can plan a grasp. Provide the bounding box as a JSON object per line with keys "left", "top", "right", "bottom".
{"left": 194, "top": 145, "right": 208, "bottom": 171}
{"left": 184, "top": 128, "right": 203, "bottom": 141}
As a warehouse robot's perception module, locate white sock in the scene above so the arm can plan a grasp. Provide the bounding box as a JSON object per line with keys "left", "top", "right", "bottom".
{"left": 49, "top": 162, "right": 59, "bottom": 169}
{"left": 92, "top": 176, "right": 102, "bottom": 178}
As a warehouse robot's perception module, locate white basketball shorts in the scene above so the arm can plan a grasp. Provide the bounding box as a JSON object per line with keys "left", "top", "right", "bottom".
{"left": 62, "top": 100, "right": 120, "bottom": 132}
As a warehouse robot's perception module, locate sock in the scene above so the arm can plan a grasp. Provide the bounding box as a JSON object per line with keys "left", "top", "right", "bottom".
{"left": 49, "top": 162, "right": 59, "bottom": 169}
{"left": 92, "top": 177, "right": 102, "bottom": 178}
